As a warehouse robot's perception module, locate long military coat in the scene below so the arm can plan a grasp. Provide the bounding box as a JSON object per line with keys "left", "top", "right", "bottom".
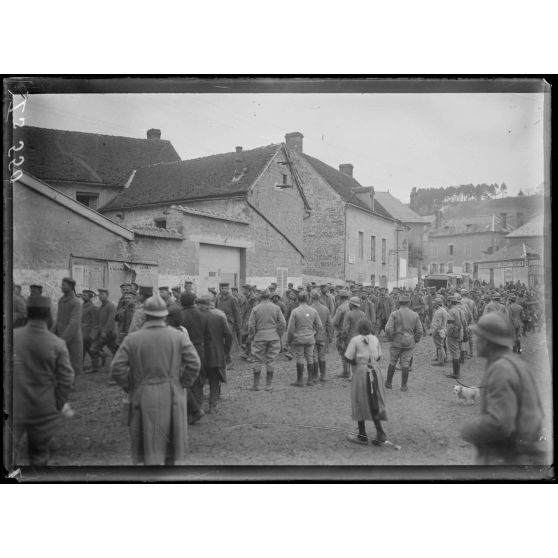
{"left": 110, "top": 320, "right": 201, "bottom": 465}
{"left": 54, "top": 292, "right": 83, "bottom": 374}
{"left": 204, "top": 308, "right": 233, "bottom": 382}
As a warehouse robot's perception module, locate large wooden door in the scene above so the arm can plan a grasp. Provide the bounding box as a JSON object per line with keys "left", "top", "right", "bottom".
{"left": 199, "top": 244, "right": 241, "bottom": 294}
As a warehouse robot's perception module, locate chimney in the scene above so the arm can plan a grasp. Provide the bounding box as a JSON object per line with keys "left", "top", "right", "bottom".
{"left": 369, "top": 185, "right": 375, "bottom": 212}
{"left": 339, "top": 164, "right": 354, "bottom": 178}
{"left": 285, "top": 132, "right": 303, "bottom": 154}
{"left": 146, "top": 128, "right": 161, "bottom": 140}
{"left": 233, "top": 146, "right": 243, "bottom": 180}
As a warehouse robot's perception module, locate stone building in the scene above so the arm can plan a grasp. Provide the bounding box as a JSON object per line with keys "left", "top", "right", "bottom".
{"left": 18, "top": 126, "right": 180, "bottom": 209}
{"left": 101, "top": 143, "right": 309, "bottom": 292}
{"left": 13, "top": 172, "right": 151, "bottom": 307}
{"left": 283, "top": 132, "right": 409, "bottom": 289}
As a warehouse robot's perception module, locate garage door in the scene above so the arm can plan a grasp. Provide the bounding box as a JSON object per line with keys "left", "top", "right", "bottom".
{"left": 199, "top": 244, "right": 241, "bottom": 294}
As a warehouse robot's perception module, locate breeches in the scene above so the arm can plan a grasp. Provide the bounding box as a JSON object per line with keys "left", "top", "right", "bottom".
{"left": 291, "top": 342, "right": 315, "bottom": 365}
{"left": 446, "top": 336, "right": 461, "bottom": 359}
{"left": 251, "top": 339, "right": 281, "bottom": 369}
{"left": 389, "top": 346, "right": 413, "bottom": 368}
{"left": 433, "top": 333, "right": 446, "bottom": 361}
{"left": 93, "top": 332, "right": 119, "bottom": 355}
{"left": 13, "top": 416, "right": 60, "bottom": 466}
{"left": 313, "top": 341, "right": 327, "bottom": 361}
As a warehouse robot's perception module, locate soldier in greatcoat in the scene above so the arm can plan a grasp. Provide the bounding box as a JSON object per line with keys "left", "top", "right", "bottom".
{"left": 332, "top": 290, "right": 351, "bottom": 378}
{"left": 198, "top": 295, "right": 233, "bottom": 413}
{"left": 13, "top": 296, "right": 75, "bottom": 466}
{"left": 310, "top": 290, "right": 333, "bottom": 383}
{"left": 53, "top": 277, "right": 83, "bottom": 376}
{"left": 445, "top": 295, "right": 464, "bottom": 379}
{"left": 507, "top": 294, "right": 525, "bottom": 354}
{"left": 94, "top": 288, "right": 118, "bottom": 362}
{"left": 216, "top": 282, "right": 242, "bottom": 358}
{"left": 81, "top": 289, "right": 101, "bottom": 372}
{"left": 111, "top": 296, "right": 200, "bottom": 465}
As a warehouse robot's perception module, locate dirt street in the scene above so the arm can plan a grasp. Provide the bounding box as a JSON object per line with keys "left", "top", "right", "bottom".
{"left": 29, "top": 328, "right": 552, "bottom": 468}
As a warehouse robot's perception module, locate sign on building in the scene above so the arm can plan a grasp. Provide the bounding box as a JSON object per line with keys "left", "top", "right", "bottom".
{"left": 276, "top": 267, "right": 288, "bottom": 295}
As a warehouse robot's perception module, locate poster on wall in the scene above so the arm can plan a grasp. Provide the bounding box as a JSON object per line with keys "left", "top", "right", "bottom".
{"left": 276, "top": 267, "right": 288, "bottom": 295}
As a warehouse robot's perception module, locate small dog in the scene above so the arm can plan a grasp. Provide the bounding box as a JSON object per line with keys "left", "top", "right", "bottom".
{"left": 453, "top": 384, "right": 479, "bottom": 405}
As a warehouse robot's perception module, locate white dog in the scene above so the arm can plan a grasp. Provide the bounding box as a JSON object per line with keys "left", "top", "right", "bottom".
{"left": 453, "top": 384, "right": 479, "bottom": 405}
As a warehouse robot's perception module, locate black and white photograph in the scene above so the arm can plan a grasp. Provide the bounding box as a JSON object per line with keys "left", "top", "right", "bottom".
{"left": 4, "top": 77, "right": 553, "bottom": 481}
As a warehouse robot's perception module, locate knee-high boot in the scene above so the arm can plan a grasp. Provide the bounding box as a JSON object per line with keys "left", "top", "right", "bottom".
{"left": 265, "top": 370, "right": 274, "bottom": 391}
{"left": 385, "top": 364, "right": 396, "bottom": 389}
{"left": 307, "top": 363, "right": 315, "bottom": 386}
{"left": 401, "top": 367, "right": 410, "bottom": 391}
{"left": 318, "top": 359, "right": 327, "bottom": 382}
{"left": 447, "top": 359, "right": 460, "bottom": 379}
{"left": 372, "top": 419, "right": 387, "bottom": 444}
{"left": 250, "top": 370, "right": 261, "bottom": 391}
{"left": 291, "top": 363, "right": 304, "bottom": 387}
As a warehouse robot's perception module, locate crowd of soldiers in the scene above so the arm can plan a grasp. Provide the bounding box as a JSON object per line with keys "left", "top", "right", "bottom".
{"left": 11, "top": 275, "right": 547, "bottom": 466}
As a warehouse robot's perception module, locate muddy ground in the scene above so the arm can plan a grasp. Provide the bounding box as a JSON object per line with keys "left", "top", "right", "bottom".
{"left": 22, "top": 329, "right": 552, "bottom": 469}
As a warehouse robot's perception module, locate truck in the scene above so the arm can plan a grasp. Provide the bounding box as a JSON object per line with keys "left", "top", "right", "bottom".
{"left": 423, "top": 273, "right": 472, "bottom": 291}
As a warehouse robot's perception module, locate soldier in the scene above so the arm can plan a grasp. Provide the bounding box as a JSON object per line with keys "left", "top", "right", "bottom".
{"left": 171, "top": 285, "right": 182, "bottom": 304}
{"left": 247, "top": 290, "right": 286, "bottom": 391}
{"left": 239, "top": 285, "right": 255, "bottom": 361}
{"left": 461, "top": 313, "right": 548, "bottom": 465}
{"left": 423, "top": 287, "right": 434, "bottom": 330}
{"left": 53, "top": 277, "right": 83, "bottom": 376}
{"left": 376, "top": 288, "right": 395, "bottom": 336}
{"left": 359, "top": 290, "right": 377, "bottom": 333}
{"left": 507, "top": 294, "right": 525, "bottom": 354}
{"left": 384, "top": 295, "right": 423, "bottom": 391}
{"left": 411, "top": 290, "right": 426, "bottom": 328}
{"left": 94, "top": 288, "right": 118, "bottom": 363}
{"left": 115, "top": 291, "right": 136, "bottom": 343}
{"left": 179, "top": 291, "right": 211, "bottom": 422}
{"left": 13, "top": 296, "right": 75, "bottom": 466}
{"left": 332, "top": 290, "right": 351, "bottom": 379}
{"left": 430, "top": 297, "right": 448, "bottom": 366}
{"left": 483, "top": 293, "right": 508, "bottom": 316}
{"left": 286, "top": 291, "right": 322, "bottom": 387}
{"left": 461, "top": 289, "right": 477, "bottom": 357}
{"left": 197, "top": 295, "right": 233, "bottom": 413}
{"left": 111, "top": 296, "right": 200, "bottom": 465}
{"left": 271, "top": 292, "right": 287, "bottom": 316}
{"left": 81, "top": 289, "right": 101, "bottom": 373}
{"left": 184, "top": 280, "right": 195, "bottom": 295}
{"left": 310, "top": 290, "right": 334, "bottom": 383}
{"left": 130, "top": 282, "right": 139, "bottom": 301}
{"left": 128, "top": 286, "right": 153, "bottom": 334}
{"left": 445, "top": 295, "right": 465, "bottom": 379}
{"left": 216, "top": 282, "right": 242, "bottom": 356}
{"left": 342, "top": 297, "right": 366, "bottom": 358}
{"left": 318, "top": 283, "right": 336, "bottom": 316}
{"left": 116, "top": 283, "right": 132, "bottom": 313}
{"left": 158, "top": 286, "right": 173, "bottom": 307}
{"left": 29, "top": 284, "right": 43, "bottom": 297}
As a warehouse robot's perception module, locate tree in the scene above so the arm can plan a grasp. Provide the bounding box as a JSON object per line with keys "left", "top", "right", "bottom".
{"left": 518, "top": 189, "right": 525, "bottom": 196}
{"left": 500, "top": 182, "right": 508, "bottom": 197}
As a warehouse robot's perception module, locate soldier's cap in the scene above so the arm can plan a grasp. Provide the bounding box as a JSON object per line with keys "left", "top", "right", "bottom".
{"left": 271, "top": 292, "right": 281, "bottom": 299}
{"left": 139, "top": 286, "right": 154, "bottom": 297}
{"left": 484, "top": 294, "right": 491, "bottom": 300}
{"left": 433, "top": 297, "right": 444, "bottom": 305}
{"left": 159, "top": 286, "right": 170, "bottom": 291}
{"left": 180, "top": 292, "right": 197, "bottom": 306}
{"left": 97, "top": 288, "right": 109, "bottom": 294}
{"left": 120, "top": 283, "right": 132, "bottom": 288}
{"left": 447, "top": 295, "right": 459, "bottom": 303}
{"left": 171, "top": 286, "right": 181, "bottom": 292}
{"left": 231, "top": 286, "right": 239, "bottom": 291}
{"left": 82, "top": 289, "right": 96, "bottom": 296}
{"left": 470, "top": 313, "right": 514, "bottom": 347}
{"left": 398, "top": 295, "right": 410, "bottom": 303}
{"left": 339, "top": 290, "right": 350, "bottom": 298}
{"left": 336, "top": 284, "right": 344, "bottom": 289}
{"left": 260, "top": 289, "right": 271, "bottom": 299}
{"left": 184, "top": 281, "right": 193, "bottom": 285}
{"left": 29, "top": 284, "right": 43, "bottom": 290}
{"left": 270, "top": 282, "right": 277, "bottom": 287}
{"left": 242, "top": 284, "right": 252, "bottom": 289}
{"left": 492, "top": 294, "right": 501, "bottom": 300}
{"left": 454, "top": 293, "right": 462, "bottom": 301}
{"left": 349, "top": 296, "right": 361, "bottom": 307}
{"left": 461, "top": 289, "right": 469, "bottom": 294}
{"left": 62, "top": 277, "right": 76, "bottom": 287}
{"left": 166, "top": 305, "right": 182, "bottom": 327}
{"left": 196, "top": 295, "right": 212, "bottom": 306}
{"left": 297, "top": 286, "right": 304, "bottom": 290}
{"left": 288, "top": 283, "right": 293, "bottom": 287}
{"left": 26, "top": 295, "right": 51, "bottom": 309}
{"left": 310, "top": 289, "right": 320, "bottom": 299}
{"left": 319, "top": 283, "right": 328, "bottom": 287}
{"left": 219, "top": 282, "right": 230, "bottom": 287}
{"left": 143, "top": 295, "right": 169, "bottom": 318}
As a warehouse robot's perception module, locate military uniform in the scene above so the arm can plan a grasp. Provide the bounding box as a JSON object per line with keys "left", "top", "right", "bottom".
{"left": 332, "top": 295, "right": 351, "bottom": 378}
{"left": 431, "top": 302, "right": 449, "bottom": 365}
{"left": 53, "top": 291, "right": 83, "bottom": 375}
{"left": 507, "top": 300, "right": 525, "bottom": 353}
{"left": 81, "top": 297, "right": 100, "bottom": 370}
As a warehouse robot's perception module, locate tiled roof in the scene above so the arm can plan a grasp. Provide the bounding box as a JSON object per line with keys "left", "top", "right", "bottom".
{"left": 505, "top": 214, "right": 544, "bottom": 238}
{"left": 476, "top": 243, "right": 539, "bottom": 263}
{"left": 172, "top": 205, "right": 249, "bottom": 224}
{"left": 131, "top": 225, "right": 183, "bottom": 239}
{"left": 18, "top": 126, "right": 181, "bottom": 186}
{"left": 374, "top": 191, "right": 430, "bottom": 223}
{"left": 102, "top": 144, "right": 282, "bottom": 210}
{"left": 302, "top": 154, "right": 393, "bottom": 220}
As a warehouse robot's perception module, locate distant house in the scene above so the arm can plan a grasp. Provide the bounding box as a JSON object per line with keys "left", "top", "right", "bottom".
{"left": 374, "top": 191, "right": 430, "bottom": 274}
{"left": 101, "top": 143, "right": 309, "bottom": 292}
{"left": 283, "top": 132, "right": 407, "bottom": 289}
{"left": 474, "top": 242, "right": 542, "bottom": 288}
{"left": 505, "top": 213, "right": 545, "bottom": 255}
{"left": 18, "top": 126, "right": 181, "bottom": 209}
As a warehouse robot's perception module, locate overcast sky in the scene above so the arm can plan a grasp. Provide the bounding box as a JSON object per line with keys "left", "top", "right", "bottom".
{"left": 25, "top": 92, "right": 545, "bottom": 203}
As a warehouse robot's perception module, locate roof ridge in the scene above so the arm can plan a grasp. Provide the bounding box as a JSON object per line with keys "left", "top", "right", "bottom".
{"left": 22, "top": 125, "right": 175, "bottom": 144}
